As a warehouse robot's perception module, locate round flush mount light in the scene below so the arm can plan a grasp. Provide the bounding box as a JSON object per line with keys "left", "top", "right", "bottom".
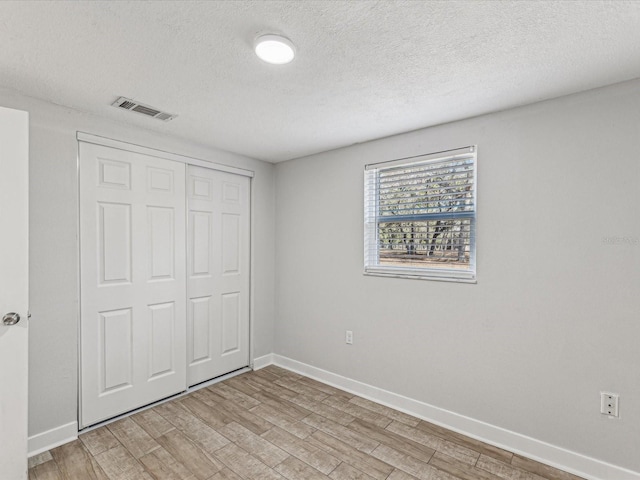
{"left": 254, "top": 34, "right": 296, "bottom": 65}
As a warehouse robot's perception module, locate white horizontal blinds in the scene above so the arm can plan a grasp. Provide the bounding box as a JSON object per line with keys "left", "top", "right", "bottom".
{"left": 364, "top": 146, "right": 476, "bottom": 280}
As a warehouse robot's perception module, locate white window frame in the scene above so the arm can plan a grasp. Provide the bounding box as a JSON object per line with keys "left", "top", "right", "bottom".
{"left": 364, "top": 146, "right": 477, "bottom": 283}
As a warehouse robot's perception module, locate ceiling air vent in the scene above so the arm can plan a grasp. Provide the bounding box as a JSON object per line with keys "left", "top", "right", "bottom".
{"left": 111, "top": 97, "right": 177, "bottom": 122}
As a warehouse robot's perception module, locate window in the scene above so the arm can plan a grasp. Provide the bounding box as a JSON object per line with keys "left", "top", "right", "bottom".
{"left": 364, "top": 146, "right": 476, "bottom": 282}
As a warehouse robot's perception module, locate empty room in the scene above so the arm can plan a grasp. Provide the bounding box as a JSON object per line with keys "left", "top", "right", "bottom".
{"left": 1, "top": 1, "right": 639, "bottom": 479}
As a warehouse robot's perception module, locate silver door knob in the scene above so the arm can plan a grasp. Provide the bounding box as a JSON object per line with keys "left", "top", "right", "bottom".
{"left": 2, "top": 313, "right": 20, "bottom": 326}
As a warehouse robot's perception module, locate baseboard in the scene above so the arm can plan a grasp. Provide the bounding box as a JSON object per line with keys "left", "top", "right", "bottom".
{"left": 252, "top": 353, "right": 274, "bottom": 370}
{"left": 272, "top": 354, "right": 640, "bottom": 480}
{"left": 28, "top": 421, "right": 78, "bottom": 457}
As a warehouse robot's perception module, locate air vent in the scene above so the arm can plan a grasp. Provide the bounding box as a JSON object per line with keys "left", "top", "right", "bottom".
{"left": 111, "top": 97, "right": 177, "bottom": 122}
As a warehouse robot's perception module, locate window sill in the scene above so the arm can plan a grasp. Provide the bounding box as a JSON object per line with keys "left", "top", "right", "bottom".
{"left": 363, "top": 269, "right": 476, "bottom": 284}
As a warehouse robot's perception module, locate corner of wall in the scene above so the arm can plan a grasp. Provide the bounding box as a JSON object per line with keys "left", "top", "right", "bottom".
{"left": 28, "top": 422, "right": 78, "bottom": 457}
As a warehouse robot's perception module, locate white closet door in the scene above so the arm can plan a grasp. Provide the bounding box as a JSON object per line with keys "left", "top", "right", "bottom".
{"left": 187, "top": 165, "right": 250, "bottom": 386}
{"left": 80, "top": 142, "right": 186, "bottom": 428}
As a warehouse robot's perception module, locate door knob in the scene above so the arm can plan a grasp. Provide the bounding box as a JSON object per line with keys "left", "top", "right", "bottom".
{"left": 2, "top": 313, "right": 20, "bottom": 326}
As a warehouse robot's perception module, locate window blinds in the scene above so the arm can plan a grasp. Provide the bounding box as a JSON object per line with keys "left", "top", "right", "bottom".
{"left": 364, "top": 146, "right": 476, "bottom": 281}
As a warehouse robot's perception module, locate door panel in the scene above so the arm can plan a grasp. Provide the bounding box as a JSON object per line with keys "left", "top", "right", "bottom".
{"left": 99, "top": 158, "right": 131, "bottom": 189}
{"left": 100, "top": 308, "right": 133, "bottom": 392}
{"left": 99, "top": 202, "right": 132, "bottom": 284}
{"left": 147, "top": 166, "right": 174, "bottom": 193}
{"left": 0, "top": 106, "right": 29, "bottom": 479}
{"left": 80, "top": 142, "right": 186, "bottom": 428}
{"left": 191, "top": 211, "right": 212, "bottom": 275}
{"left": 190, "top": 296, "right": 211, "bottom": 364}
{"left": 147, "top": 206, "right": 175, "bottom": 280}
{"left": 149, "top": 302, "right": 175, "bottom": 379}
{"left": 187, "top": 165, "right": 250, "bottom": 386}
{"left": 221, "top": 292, "right": 240, "bottom": 354}
{"left": 222, "top": 213, "right": 240, "bottom": 274}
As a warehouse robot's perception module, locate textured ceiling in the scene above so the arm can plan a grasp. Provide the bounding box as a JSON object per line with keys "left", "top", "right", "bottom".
{"left": 1, "top": 1, "right": 640, "bottom": 162}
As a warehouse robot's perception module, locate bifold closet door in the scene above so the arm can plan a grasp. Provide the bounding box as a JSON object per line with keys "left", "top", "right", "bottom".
{"left": 79, "top": 142, "right": 186, "bottom": 428}
{"left": 187, "top": 165, "right": 250, "bottom": 386}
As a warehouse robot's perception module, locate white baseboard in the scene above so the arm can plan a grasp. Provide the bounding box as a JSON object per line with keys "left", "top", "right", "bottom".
{"left": 252, "top": 353, "right": 274, "bottom": 370}
{"left": 28, "top": 421, "right": 78, "bottom": 457}
{"left": 271, "top": 354, "right": 640, "bottom": 480}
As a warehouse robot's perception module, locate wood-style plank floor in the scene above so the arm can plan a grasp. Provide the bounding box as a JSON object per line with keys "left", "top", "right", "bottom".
{"left": 29, "top": 366, "right": 585, "bottom": 480}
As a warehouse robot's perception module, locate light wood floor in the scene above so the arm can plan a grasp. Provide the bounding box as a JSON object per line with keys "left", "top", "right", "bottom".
{"left": 29, "top": 366, "right": 585, "bottom": 480}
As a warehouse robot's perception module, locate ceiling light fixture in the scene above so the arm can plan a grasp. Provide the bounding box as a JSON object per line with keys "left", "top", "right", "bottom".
{"left": 254, "top": 34, "right": 295, "bottom": 65}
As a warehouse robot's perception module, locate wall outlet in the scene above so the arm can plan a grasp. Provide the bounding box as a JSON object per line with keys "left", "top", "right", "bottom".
{"left": 600, "top": 392, "right": 619, "bottom": 417}
{"left": 345, "top": 330, "right": 353, "bottom": 345}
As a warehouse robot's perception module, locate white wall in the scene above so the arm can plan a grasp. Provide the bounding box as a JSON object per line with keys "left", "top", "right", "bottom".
{"left": 274, "top": 79, "right": 640, "bottom": 473}
{"left": 0, "top": 87, "right": 276, "bottom": 440}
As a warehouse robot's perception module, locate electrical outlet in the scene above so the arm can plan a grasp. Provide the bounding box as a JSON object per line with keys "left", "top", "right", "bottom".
{"left": 345, "top": 330, "right": 353, "bottom": 345}
{"left": 601, "top": 392, "right": 619, "bottom": 417}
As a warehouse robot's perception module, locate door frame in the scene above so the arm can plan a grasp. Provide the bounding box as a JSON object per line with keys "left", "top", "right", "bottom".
{"left": 76, "top": 132, "right": 255, "bottom": 429}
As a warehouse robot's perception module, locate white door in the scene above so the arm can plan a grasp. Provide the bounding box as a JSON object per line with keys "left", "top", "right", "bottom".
{"left": 187, "top": 165, "right": 250, "bottom": 386}
{"left": 0, "top": 107, "right": 29, "bottom": 478}
{"left": 79, "top": 142, "right": 186, "bottom": 428}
